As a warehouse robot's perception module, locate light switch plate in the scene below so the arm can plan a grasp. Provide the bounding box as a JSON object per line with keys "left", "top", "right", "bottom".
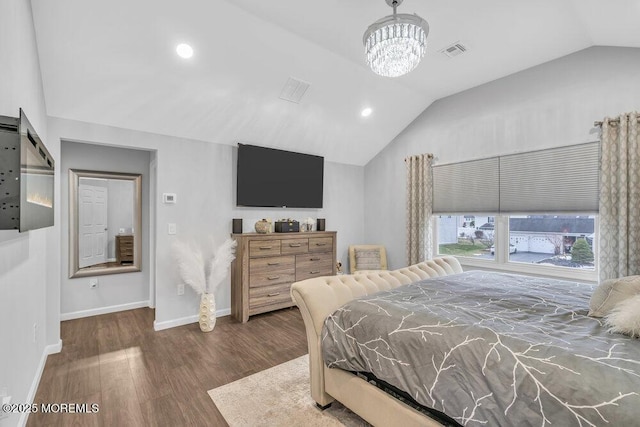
{"left": 163, "top": 193, "right": 177, "bottom": 204}
{"left": 168, "top": 223, "right": 177, "bottom": 235}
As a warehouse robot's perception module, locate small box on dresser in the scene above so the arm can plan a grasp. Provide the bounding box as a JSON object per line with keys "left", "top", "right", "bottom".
{"left": 230, "top": 231, "right": 337, "bottom": 322}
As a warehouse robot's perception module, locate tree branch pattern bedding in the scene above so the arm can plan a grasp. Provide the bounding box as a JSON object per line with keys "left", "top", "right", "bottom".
{"left": 321, "top": 271, "right": 640, "bottom": 426}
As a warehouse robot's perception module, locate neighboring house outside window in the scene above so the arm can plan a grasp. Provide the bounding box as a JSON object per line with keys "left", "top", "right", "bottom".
{"left": 436, "top": 214, "right": 597, "bottom": 281}
{"left": 508, "top": 216, "right": 594, "bottom": 256}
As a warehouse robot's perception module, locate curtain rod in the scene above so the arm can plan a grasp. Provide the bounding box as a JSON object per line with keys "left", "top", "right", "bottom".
{"left": 594, "top": 117, "right": 640, "bottom": 127}
{"left": 404, "top": 153, "right": 434, "bottom": 162}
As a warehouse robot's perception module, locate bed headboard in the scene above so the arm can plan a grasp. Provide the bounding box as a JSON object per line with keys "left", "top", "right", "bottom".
{"left": 290, "top": 256, "right": 463, "bottom": 407}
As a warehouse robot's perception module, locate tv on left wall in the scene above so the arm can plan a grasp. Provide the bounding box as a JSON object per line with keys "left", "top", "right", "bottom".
{"left": 0, "top": 109, "right": 54, "bottom": 231}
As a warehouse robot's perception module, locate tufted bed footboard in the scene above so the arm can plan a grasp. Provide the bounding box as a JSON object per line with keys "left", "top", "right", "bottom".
{"left": 290, "top": 256, "right": 463, "bottom": 427}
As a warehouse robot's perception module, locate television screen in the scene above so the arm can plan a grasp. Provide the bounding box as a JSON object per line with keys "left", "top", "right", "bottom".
{"left": 237, "top": 144, "right": 324, "bottom": 208}
{"left": 0, "top": 109, "right": 54, "bottom": 232}
{"left": 20, "top": 109, "right": 54, "bottom": 232}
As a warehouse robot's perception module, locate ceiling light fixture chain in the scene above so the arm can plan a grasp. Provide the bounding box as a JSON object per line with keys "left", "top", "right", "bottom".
{"left": 389, "top": 0, "right": 399, "bottom": 15}
{"left": 363, "top": 0, "right": 429, "bottom": 78}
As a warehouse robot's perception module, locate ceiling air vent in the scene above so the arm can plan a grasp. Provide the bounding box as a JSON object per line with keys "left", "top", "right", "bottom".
{"left": 279, "top": 77, "right": 310, "bottom": 104}
{"left": 440, "top": 42, "right": 467, "bottom": 58}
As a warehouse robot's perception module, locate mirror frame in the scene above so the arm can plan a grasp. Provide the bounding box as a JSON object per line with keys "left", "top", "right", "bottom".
{"left": 69, "top": 169, "right": 142, "bottom": 278}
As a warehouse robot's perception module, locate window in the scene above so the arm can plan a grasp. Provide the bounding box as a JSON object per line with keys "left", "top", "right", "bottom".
{"left": 508, "top": 215, "right": 595, "bottom": 271}
{"left": 437, "top": 215, "right": 495, "bottom": 260}
{"left": 432, "top": 142, "right": 599, "bottom": 280}
{"left": 436, "top": 214, "right": 598, "bottom": 279}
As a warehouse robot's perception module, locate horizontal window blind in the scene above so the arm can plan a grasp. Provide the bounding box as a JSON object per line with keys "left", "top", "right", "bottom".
{"left": 432, "top": 142, "right": 600, "bottom": 214}
{"left": 499, "top": 142, "right": 599, "bottom": 213}
{"left": 433, "top": 158, "right": 499, "bottom": 214}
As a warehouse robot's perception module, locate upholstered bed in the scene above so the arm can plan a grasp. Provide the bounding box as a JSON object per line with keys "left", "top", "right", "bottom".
{"left": 290, "top": 256, "right": 640, "bottom": 426}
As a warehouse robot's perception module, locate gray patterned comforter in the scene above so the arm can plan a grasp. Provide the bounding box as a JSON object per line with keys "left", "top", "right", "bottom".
{"left": 321, "top": 271, "right": 640, "bottom": 426}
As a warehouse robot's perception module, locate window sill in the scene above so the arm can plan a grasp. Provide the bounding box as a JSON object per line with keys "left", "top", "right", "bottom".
{"left": 455, "top": 256, "right": 598, "bottom": 285}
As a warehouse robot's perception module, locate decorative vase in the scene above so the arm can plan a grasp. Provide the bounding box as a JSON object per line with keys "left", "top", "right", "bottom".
{"left": 199, "top": 293, "right": 216, "bottom": 332}
{"left": 255, "top": 219, "right": 270, "bottom": 234}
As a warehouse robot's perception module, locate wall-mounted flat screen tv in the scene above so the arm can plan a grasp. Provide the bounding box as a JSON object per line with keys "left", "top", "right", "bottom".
{"left": 236, "top": 144, "right": 324, "bottom": 208}
{"left": 20, "top": 109, "right": 54, "bottom": 231}
{"left": 0, "top": 109, "right": 54, "bottom": 232}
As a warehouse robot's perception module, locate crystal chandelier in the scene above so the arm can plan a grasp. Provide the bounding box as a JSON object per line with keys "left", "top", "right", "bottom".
{"left": 363, "top": 0, "right": 429, "bottom": 78}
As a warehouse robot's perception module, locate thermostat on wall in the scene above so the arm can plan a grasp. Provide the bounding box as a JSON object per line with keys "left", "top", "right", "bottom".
{"left": 163, "top": 193, "right": 177, "bottom": 204}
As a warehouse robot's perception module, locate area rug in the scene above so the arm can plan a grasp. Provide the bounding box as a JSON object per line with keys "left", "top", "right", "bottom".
{"left": 208, "top": 355, "right": 369, "bottom": 426}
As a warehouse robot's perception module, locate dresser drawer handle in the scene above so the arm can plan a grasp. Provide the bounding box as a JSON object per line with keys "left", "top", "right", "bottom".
{"left": 315, "top": 243, "right": 327, "bottom": 246}
{"left": 309, "top": 270, "right": 320, "bottom": 274}
{"left": 267, "top": 262, "right": 280, "bottom": 266}
{"left": 267, "top": 292, "right": 281, "bottom": 297}
{"left": 289, "top": 243, "right": 301, "bottom": 247}
{"left": 310, "top": 257, "right": 321, "bottom": 261}
{"left": 267, "top": 276, "right": 280, "bottom": 280}
{"left": 259, "top": 246, "right": 272, "bottom": 250}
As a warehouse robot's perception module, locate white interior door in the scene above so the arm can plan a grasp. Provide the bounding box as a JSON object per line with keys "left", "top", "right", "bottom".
{"left": 79, "top": 182, "right": 108, "bottom": 268}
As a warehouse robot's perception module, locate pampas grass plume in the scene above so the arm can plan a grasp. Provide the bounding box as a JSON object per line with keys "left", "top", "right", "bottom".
{"left": 605, "top": 294, "right": 640, "bottom": 338}
{"left": 173, "top": 237, "right": 237, "bottom": 295}
{"left": 208, "top": 238, "right": 237, "bottom": 294}
{"left": 172, "top": 240, "right": 206, "bottom": 295}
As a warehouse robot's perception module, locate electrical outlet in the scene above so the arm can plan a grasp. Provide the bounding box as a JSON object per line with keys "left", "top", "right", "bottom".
{"left": 89, "top": 278, "right": 99, "bottom": 289}
{"left": 33, "top": 323, "right": 37, "bottom": 343}
{"left": 177, "top": 283, "right": 185, "bottom": 295}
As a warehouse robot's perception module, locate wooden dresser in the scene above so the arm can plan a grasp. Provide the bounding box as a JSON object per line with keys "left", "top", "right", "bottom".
{"left": 115, "top": 234, "right": 134, "bottom": 264}
{"left": 231, "top": 231, "right": 336, "bottom": 322}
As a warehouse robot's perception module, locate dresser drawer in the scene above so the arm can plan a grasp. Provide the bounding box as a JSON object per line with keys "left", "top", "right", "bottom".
{"left": 296, "top": 252, "right": 333, "bottom": 281}
{"left": 308, "top": 237, "right": 333, "bottom": 253}
{"left": 281, "top": 238, "right": 309, "bottom": 255}
{"left": 116, "top": 235, "right": 134, "bottom": 263}
{"left": 249, "top": 240, "right": 281, "bottom": 258}
{"left": 249, "top": 255, "right": 295, "bottom": 287}
{"left": 249, "top": 283, "right": 293, "bottom": 310}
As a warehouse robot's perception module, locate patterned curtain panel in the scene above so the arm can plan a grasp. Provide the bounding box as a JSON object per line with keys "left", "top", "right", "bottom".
{"left": 405, "top": 153, "right": 434, "bottom": 265}
{"left": 599, "top": 112, "right": 640, "bottom": 281}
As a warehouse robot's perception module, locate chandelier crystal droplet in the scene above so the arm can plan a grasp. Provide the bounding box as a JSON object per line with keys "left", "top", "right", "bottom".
{"left": 363, "top": 0, "right": 429, "bottom": 78}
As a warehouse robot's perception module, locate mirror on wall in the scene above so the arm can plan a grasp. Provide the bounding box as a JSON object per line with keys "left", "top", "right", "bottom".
{"left": 69, "top": 169, "right": 142, "bottom": 278}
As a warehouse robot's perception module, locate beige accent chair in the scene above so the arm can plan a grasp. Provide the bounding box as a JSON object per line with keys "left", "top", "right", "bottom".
{"left": 348, "top": 245, "right": 388, "bottom": 274}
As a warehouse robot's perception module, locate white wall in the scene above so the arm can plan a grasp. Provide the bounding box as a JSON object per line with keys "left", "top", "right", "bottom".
{"left": 60, "top": 141, "right": 151, "bottom": 318}
{"left": 48, "top": 117, "right": 365, "bottom": 329}
{"left": 364, "top": 46, "right": 640, "bottom": 269}
{"left": 0, "top": 1, "right": 59, "bottom": 426}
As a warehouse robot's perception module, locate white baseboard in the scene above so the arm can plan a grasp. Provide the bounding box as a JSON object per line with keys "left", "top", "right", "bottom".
{"left": 217, "top": 308, "right": 231, "bottom": 317}
{"left": 47, "top": 339, "right": 63, "bottom": 355}
{"left": 60, "top": 300, "right": 150, "bottom": 321}
{"left": 20, "top": 340, "right": 62, "bottom": 427}
{"left": 153, "top": 308, "right": 231, "bottom": 331}
{"left": 153, "top": 314, "right": 199, "bottom": 331}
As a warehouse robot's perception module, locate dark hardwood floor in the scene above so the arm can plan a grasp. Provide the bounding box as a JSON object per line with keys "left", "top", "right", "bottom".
{"left": 28, "top": 307, "right": 308, "bottom": 426}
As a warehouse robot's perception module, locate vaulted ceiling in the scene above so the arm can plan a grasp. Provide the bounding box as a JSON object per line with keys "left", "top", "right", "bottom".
{"left": 31, "top": 0, "right": 640, "bottom": 165}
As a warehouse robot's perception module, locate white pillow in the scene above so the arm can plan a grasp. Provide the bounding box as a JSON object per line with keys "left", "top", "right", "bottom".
{"left": 604, "top": 295, "right": 640, "bottom": 338}
{"left": 589, "top": 275, "right": 640, "bottom": 318}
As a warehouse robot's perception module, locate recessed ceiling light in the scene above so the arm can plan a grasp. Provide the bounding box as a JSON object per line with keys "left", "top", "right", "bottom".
{"left": 361, "top": 107, "right": 373, "bottom": 117}
{"left": 176, "top": 43, "right": 194, "bottom": 59}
